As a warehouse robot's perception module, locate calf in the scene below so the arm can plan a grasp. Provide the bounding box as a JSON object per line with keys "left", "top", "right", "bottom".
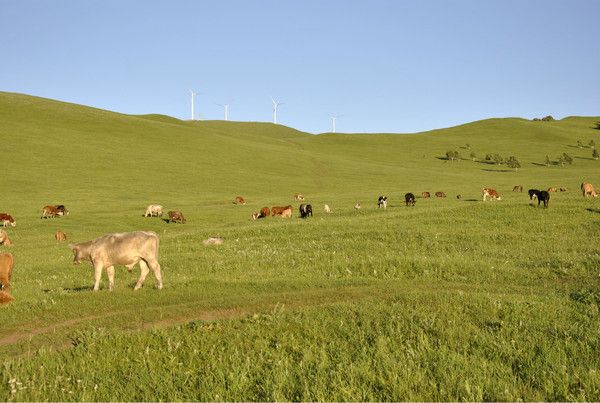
{"left": 324, "top": 204, "right": 332, "bottom": 213}
{"left": 0, "top": 213, "right": 15, "bottom": 227}
{"left": 581, "top": 182, "right": 598, "bottom": 198}
{"left": 482, "top": 187, "right": 501, "bottom": 201}
{"left": 559, "top": 187, "right": 568, "bottom": 192}
{"left": 422, "top": 192, "right": 430, "bottom": 199}
{"left": 234, "top": 196, "right": 246, "bottom": 205}
{"left": 55, "top": 230, "right": 67, "bottom": 243}
{"left": 377, "top": 196, "right": 388, "bottom": 209}
{"left": 70, "top": 231, "right": 162, "bottom": 292}
{"left": 405, "top": 193, "right": 416, "bottom": 206}
{"left": 528, "top": 189, "right": 540, "bottom": 200}
{"left": 144, "top": 204, "right": 163, "bottom": 217}
{"left": 41, "top": 205, "right": 62, "bottom": 219}
{"left": 435, "top": 192, "right": 446, "bottom": 198}
{"left": 299, "top": 203, "right": 313, "bottom": 218}
{"left": 294, "top": 193, "right": 305, "bottom": 201}
{"left": 0, "top": 230, "right": 13, "bottom": 246}
{"left": 272, "top": 205, "right": 293, "bottom": 217}
{"left": 354, "top": 202, "right": 361, "bottom": 210}
{"left": 281, "top": 206, "right": 293, "bottom": 218}
{"left": 252, "top": 207, "right": 270, "bottom": 220}
{"left": 513, "top": 185, "right": 523, "bottom": 192}
{"left": 0, "top": 252, "right": 14, "bottom": 294}
{"left": 548, "top": 187, "right": 558, "bottom": 193}
{"left": 168, "top": 211, "right": 186, "bottom": 224}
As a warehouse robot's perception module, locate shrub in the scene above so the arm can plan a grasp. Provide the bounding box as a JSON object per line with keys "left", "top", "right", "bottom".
{"left": 593, "top": 149, "right": 599, "bottom": 160}
{"left": 590, "top": 139, "right": 596, "bottom": 149}
{"left": 470, "top": 152, "right": 476, "bottom": 161}
{"left": 541, "top": 115, "right": 555, "bottom": 122}
{"left": 506, "top": 156, "right": 521, "bottom": 171}
{"left": 445, "top": 150, "right": 460, "bottom": 161}
{"left": 492, "top": 154, "right": 503, "bottom": 165}
{"left": 545, "top": 155, "right": 551, "bottom": 167}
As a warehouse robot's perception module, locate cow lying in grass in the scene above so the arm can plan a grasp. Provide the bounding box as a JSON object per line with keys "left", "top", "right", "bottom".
{"left": 0, "top": 230, "right": 13, "bottom": 246}
{"left": 168, "top": 211, "right": 186, "bottom": 224}
{"left": 69, "top": 231, "right": 163, "bottom": 292}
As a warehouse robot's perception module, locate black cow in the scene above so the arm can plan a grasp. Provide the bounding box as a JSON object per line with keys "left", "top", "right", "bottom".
{"left": 536, "top": 190, "right": 550, "bottom": 208}
{"left": 299, "top": 204, "right": 313, "bottom": 218}
{"left": 528, "top": 189, "right": 540, "bottom": 200}
{"left": 404, "top": 193, "right": 416, "bottom": 206}
{"left": 377, "top": 196, "right": 388, "bottom": 209}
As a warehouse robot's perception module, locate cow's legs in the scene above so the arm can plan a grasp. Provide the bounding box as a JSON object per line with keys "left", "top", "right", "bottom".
{"left": 92, "top": 261, "right": 103, "bottom": 291}
{"left": 106, "top": 265, "right": 115, "bottom": 291}
{"left": 146, "top": 258, "right": 163, "bottom": 290}
{"left": 134, "top": 260, "right": 150, "bottom": 291}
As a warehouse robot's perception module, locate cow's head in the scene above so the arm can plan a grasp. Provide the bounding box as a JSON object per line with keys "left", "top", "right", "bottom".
{"left": 68, "top": 244, "right": 88, "bottom": 265}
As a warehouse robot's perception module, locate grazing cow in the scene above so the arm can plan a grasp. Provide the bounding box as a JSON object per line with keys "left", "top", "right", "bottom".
{"left": 0, "top": 252, "right": 14, "bottom": 294}
{"left": 435, "top": 192, "right": 446, "bottom": 198}
{"left": 0, "top": 230, "right": 13, "bottom": 246}
{"left": 324, "top": 204, "right": 332, "bottom": 213}
{"left": 55, "top": 230, "right": 67, "bottom": 243}
{"left": 41, "top": 205, "right": 62, "bottom": 219}
{"left": 0, "top": 213, "right": 16, "bottom": 228}
{"left": 581, "top": 182, "right": 598, "bottom": 198}
{"left": 531, "top": 190, "right": 550, "bottom": 208}
{"left": 405, "top": 193, "right": 416, "bottom": 206}
{"left": 422, "top": 192, "right": 430, "bottom": 199}
{"left": 299, "top": 203, "right": 313, "bottom": 218}
{"left": 528, "top": 189, "right": 540, "bottom": 200}
{"left": 69, "top": 231, "right": 162, "bottom": 291}
{"left": 354, "top": 202, "right": 361, "bottom": 210}
{"left": 168, "top": 210, "right": 186, "bottom": 224}
{"left": 294, "top": 193, "right": 305, "bottom": 201}
{"left": 482, "top": 188, "right": 501, "bottom": 201}
{"left": 272, "top": 205, "right": 293, "bottom": 217}
{"left": 377, "top": 196, "right": 388, "bottom": 209}
{"left": 252, "top": 207, "right": 270, "bottom": 220}
{"left": 143, "top": 204, "right": 163, "bottom": 217}
{"left": 547, "top": 187, "right": 558, "bottom": 193}
{"left": 513, "top": 185, "right": 523, "bottom": 192}
{"left": 203, "top": 237, "right": 224, "bottom": 246}
{"left": 456, "top": 194, "right": 462, "bottom": 200}
{"left": 559, "top": 187, "right": 568, "bottom": 192}
{"left": 234, "top": 196, "right": 246, "bottom": 205}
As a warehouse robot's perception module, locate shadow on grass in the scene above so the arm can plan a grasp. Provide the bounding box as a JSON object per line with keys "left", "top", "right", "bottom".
{"left": 586, "top": 208, "right": 600, "bottom": 214}
{"left": 463, "top": 199, "right": 479, "bottom": 202}
{"left": 575, "top": 156, "right": 596, "bottom": 161}
{"left": 481, "top": 168, "right": 514, "bottom": 173}
{"left": 44, "top": 285, "right": 94, "bottom": 293}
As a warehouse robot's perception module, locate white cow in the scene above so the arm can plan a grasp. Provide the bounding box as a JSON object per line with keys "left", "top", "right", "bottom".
{"left": 144, "top": 204, "right": 163, "bottom": 217}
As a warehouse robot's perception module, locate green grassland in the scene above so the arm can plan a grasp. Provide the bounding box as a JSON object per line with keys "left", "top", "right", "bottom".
{"left": 1, "top": 91, "right": 599, "bottom": 401}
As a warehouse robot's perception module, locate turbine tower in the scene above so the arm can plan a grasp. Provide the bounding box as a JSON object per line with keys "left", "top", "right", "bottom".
{"left": 216, "top": 103, "right": 230, "bottom": 121}
{"left": 331, "top": 114, "right": 343, "bottom": 133}
{"left": 271, "top": 97, "right": 284, "bottom": 124}
{"left": 190, "top": 90, "right": 197, "bottom": 120}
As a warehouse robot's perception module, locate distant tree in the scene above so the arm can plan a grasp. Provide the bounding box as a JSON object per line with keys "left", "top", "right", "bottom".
{"left": 593, "top": 149, "right": 599, "bottom": 160}
{"left": 506, "top": 156, "right": 521, "bottom": 171}
{"left": 562, "top": 153, "right": 573, "bottom": 165}
{"left": 577, "top": 140, "right": 584, "bottom": 148}
{"left": 445, "top": 150, "right": 460, "bottom": 161}
{"left": 533, "top": 118, "right": 541, "bottom": 122}
{"left": 485, "top": 154, "right": 492, "bottom": 161}
{"left": 493, "top": 154, "right": 503, "bottom": 165}
{"left": 541, "top": 115, "right": 555, "bottom": 122}
{"left": 558, "top": 155, "right": 565, "bottom": 167}
{"left": 470, "top": 151, "right": 476, "bottom": 161}
{"left": 590, "top": 139, "right": 596, "bottom": 149}
{"left": 545, "top": 155, "right": 551, "bottom": 167}
{"left": 465, "top": 143, "right": 471, "bottom": 150}
{"left": 594, "top": 121, "right": 600, "bottom": 130}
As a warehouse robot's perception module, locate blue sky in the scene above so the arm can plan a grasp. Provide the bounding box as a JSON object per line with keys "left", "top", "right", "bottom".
{"left": 1, "top": 0, "right": 598, "bottom": 133}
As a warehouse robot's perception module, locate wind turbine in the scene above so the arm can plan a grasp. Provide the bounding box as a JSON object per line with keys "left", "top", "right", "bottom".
{"left": 331, "top": 114, "right": 343, "bottom": 133}
{"left": 271, "top": 97, "right": 284, "bottom": 124}
{"left": 190, "top": 90, "right": 197, "bottom": 120}
{"left": 215, "top": 102, "right": 230, "bottom": 121}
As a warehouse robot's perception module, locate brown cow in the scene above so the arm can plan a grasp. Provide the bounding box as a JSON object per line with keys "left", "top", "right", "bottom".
{"left": 0, "top": 213, "right": 15, "bottom": 227}
{"left": 41, "top": 205, "right": 62, "bottom": 219}
{"left": 252, "top": 207, "right": 270, "bottom": 220}
{"left": 482, "top": 187, "right": 501, "bottom": 201}
{"left": 513, "top": 185, "right": 523, "bottom": 192}
{"left": 581, "top": 182, "right": 598, "bottom": 198}
{"left": 435, "top": 192, "right": 446, "bottom": 198}
{"left": 272, "top": 205, "right": 293, "bottom": 217}
{"left": 0, "top": 230, "right": 13, "bottom": 246}
{"left": 0, "top": 252, "right": 14, "bottom": 294}
{"left": 234, "top": 196, "right": 246, "bottom": 205}
{"left": 168, "top": 211, "right": 186, "bottom": 224}
{"left": 422, "top": 192, "right": 430, "bottom": 199}
{"left": 559, "top": 187, "right": 568, "bottom": 192}
{"left": 281, "top": 206, "right": 293, "bottom": 218}
{"left": 294, "top": 193, "right": 305, "bottom": 201}
{"left": 547, "top": 187, "right": 558, "bottom": 193}
{"left": 55, "top": 230, "right": 67, "bottom": 243}
{"left": 69, "top": 231, "right": 162, "bottom": 291}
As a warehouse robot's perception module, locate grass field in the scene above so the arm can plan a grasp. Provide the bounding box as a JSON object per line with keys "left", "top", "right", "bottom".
{"left": 1, "top": 92, "right": 599, "bottom": 401}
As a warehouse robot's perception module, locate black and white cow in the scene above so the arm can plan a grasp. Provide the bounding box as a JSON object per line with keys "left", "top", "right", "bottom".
{"left": 299, "top": 204, "right": 313, "bottom": 218}
{"left": 377, "top": 196, "right": 388, "bottom": 209}
{"left": 528, "top": 189, "right": 540, "bottom": 200}
{"left": 530, "top": 190, "right": 550, "bottom": 208}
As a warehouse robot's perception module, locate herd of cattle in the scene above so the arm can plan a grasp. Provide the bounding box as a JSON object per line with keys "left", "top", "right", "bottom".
{"left": 0, "top": 182, "right": 597, "bottom": 301}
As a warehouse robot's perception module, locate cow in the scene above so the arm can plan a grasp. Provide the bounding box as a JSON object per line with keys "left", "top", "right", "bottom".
{"left": 324, "top": 204, "right": 332, "bottom": 213}
{"left": 0, "top": 252, "right": 14, "bottom": 294}
{"left": 55, "top": 205, "right": 69, "bottom": 215}
{"left": 581, "top": 182, "right": 598, "bottom": 198}
{"left": 559, "top": 187, "right": 568, "bottom": 192}
{"left": 405, "top": 193, "right": 416, "bottom": 206}
{"left": 294, "top": 193, "right": 305, "bottom": 201}
{"left": 0, "top": 213, "right": 15, "bottom": 227}
{"left": 422, "top": 192, "right": 430, "bottom": 199}
{"left": 203, "top": 237, "right": 224, "bottom": 246}
{"left": 55, "top": 230, "right": 67, "bottom": 243}
{"left": 529, "top": 190, "right": 550, "bottom": 208}
{"left": 456, "top": 194, "right": 462, "bottom": 200}
{"left": 548, "top": 187, "right": 558, "bottom": 193}
{"left": 528, "top": 189, "right": 540, "bottom": 200}
{"left": 513, "top": 185, "right": 523, "bottom": 192}
{"left": 377, "top": 196, "right": 388, "bottom": 209}
{"left": 435, "top": 192, "right": 446, "bottom": 198}
{"left": 482, "top": 188, "right": 501, "bottom": 201}
{"left": 252, "top": 207, "right": 270, "bottom": 220}
{"left": 143, "top": 204, "right": 163, "bottom": 217}
{"left": 168, "top": 211, "right": 186, "bottom": 224}
{"left": 299, "top": 204, "right": 313, "bottom": 218}
{"left": 69, "top": 231, "right": 162, "bottom": 292}
{"left": 354, "top": 202, "right": 361, "bottom": 210}
{"left": 272, "top": 205, "right": 293, "bottom": 217}
{"left": 0, "top": 230, "right": 12, "bottom": 246}
{"left": 234, "top": 196, "right": 246, "bottom": 205}
{"left": 41, "top": 205, "right": 62, "bottom": 219}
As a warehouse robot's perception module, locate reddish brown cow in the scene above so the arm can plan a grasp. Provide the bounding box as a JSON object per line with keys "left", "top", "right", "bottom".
{"left": 272, "top": 205, "right": 293, "bottom": 217}
{"left": 41, "top": 205, "right": 62, "bottom": 219}
{"left": 168, "top": 211, "right": 186, "bottom": 224}
{"left": 435, "top": 192, "right": 446, "bottom": 198}
{"left": 482, "top": 187, "right": 501, "bottom": 201}
{"left": 252, "top": 206, "right": 270, "bottom": 220}
{"left": 55, "top": 230, "right": 67, "bottom": 243}
{"left": 234, "top": 196, "right": 246, "bottom": 205}
{"left": 422, "top": 192, "right": 430, "bottom": 199}
{"left": 0, "top": 213, "right": 15, "bottom": 227}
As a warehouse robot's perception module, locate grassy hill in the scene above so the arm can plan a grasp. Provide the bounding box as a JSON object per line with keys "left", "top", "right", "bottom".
{"left": 1, "top": 92, "right": 599, "bottom": 401}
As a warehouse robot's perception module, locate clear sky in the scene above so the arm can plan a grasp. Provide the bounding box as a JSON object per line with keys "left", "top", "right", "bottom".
{"left": 1, "top": 0, "right": 598, "bottom": 133}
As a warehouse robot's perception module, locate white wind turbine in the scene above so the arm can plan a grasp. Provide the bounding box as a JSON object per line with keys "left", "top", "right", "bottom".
{"left": 271, "top": 97, "right": 284, "bottom": 124}
{"left": 215, "top": 102, "right": 231, "bottom": 121}
{"left": 331, "top": 114, "right": 343, "bottom": 133}
{"left": 190, "top": 90, "right": 197, "bottom": 120}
